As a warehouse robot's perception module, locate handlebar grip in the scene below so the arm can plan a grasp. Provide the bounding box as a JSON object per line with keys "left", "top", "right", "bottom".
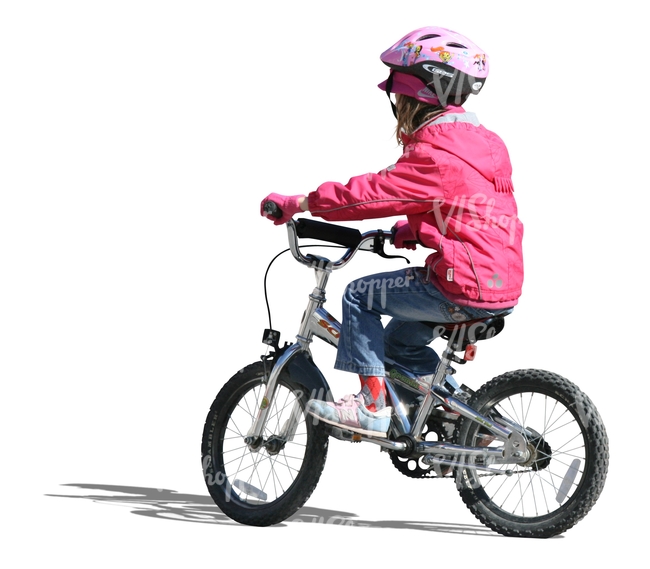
{"left": 390, "top": 223, "right": 418, "bottom": 249}
{"left": 263, "top": 201, "right": 282, "bottom": 219}
{"left": 295, "top": 218, "right": 362, "bottom": 249}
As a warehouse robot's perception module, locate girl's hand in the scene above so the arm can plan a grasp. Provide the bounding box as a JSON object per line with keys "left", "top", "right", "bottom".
{"left": 260, "top": 193, "right": 306, "bottom": 225}
{"left": 392, "top": 220, "right": 417, "bottom": 250}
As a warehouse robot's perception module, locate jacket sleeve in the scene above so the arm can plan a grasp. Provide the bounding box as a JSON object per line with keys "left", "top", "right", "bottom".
{"left": 307, "top": 144, "right": 445, "bottom": 222}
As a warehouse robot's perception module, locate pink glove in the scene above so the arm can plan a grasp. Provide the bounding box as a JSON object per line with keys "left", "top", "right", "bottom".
{"left": 392, "top": 220, "right": 417, "bottom": 250}
{"left": 261, "top": 193, "right": 304, "bottom": 225}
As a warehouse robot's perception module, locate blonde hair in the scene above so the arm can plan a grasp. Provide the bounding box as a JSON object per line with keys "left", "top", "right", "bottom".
{"left": 395, "top": 94, "right": 445, "bottom": 145}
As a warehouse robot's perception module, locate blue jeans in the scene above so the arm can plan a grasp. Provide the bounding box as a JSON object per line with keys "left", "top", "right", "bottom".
{"left": 334, "top": 267, "right": 510, "bottom": 377}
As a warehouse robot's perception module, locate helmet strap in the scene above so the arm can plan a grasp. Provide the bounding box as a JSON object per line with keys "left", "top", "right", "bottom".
{"left": 385, "top": 72, "right": 398, "bottom": 119}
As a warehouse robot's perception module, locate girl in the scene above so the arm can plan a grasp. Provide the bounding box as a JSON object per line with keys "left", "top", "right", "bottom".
{"left": 261, "top": 26, "right": 523, "bottom": 437}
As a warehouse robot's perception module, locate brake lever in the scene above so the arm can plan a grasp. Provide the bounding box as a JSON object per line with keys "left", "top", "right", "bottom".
{"left": 373, "top": 231, "right": 411, "bottom": 263}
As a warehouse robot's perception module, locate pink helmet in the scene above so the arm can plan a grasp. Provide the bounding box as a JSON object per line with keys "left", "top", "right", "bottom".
{"left": 378, "top": 26, "right": 489, "bottom": 106}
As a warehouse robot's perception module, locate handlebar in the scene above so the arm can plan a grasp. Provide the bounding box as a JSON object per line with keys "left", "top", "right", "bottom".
{"left": 263, "top": 200, "right": 410, "bottom": 270}
{"left": 286, "top": 219, "right": 400, "bottom": 270}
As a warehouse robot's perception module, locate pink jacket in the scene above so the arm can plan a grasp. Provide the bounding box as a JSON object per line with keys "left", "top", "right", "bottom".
{"left": 307, "top": 108, "right": 524, "bottom": 309}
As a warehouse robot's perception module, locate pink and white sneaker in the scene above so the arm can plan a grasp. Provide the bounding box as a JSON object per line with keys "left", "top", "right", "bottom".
{"left": 306, "top": 394, "right": 392, "bottom": 437}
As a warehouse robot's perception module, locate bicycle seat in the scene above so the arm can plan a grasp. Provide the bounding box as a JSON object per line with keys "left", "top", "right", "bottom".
{"left": 423, "top": 308, "right": 513, "bottom": 350}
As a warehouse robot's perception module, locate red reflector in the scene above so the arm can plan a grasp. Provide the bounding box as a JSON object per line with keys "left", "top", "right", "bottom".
{"left": 464, "top": 344, "right": 477, "bottom": 361}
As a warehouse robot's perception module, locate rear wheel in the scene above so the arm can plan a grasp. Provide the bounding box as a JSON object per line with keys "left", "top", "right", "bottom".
{"left": 201, "top": 361, "right": 329, "bottom": 526}
{"left": 455, "top": 369, "right": 608, "bottom": 538}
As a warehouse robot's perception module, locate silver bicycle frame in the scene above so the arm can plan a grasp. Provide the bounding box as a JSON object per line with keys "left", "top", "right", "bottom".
{"left": 249, "top": 220, "right": 529, "bottom": 466}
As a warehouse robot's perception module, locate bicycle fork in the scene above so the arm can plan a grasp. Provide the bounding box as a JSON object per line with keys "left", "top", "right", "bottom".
{"left": 247, "top": 256, "right": 338, "bottom": 449}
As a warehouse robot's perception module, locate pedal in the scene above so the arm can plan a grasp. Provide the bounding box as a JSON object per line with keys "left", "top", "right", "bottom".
{"left": 326, "top": 426, "right": 362, "bottom": 442}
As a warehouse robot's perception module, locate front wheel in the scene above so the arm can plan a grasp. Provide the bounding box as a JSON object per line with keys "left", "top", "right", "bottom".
{"left": 454, "top": 369, "right": 608, "bottom": 538}
{"left": 201, "top": 361, "right": 329, "bottom": 526}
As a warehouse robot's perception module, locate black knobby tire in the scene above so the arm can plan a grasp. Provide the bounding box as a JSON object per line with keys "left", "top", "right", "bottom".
{"left": 454, "top": 369, "right": 608, "bottom": 538}
{"left": 201, "top": 361, "right": 329, "bottom": 526}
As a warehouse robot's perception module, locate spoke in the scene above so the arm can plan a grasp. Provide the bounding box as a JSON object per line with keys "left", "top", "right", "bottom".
{"left": 536, "top": 465, "right": 581, "bottom": 498}
{"left": 240, "top": 387, "right": 262, "bottom": 424}
{"left": 549, "top": 431, "right": 584, "bottom": 456}
{"left": 554, "top": 444, "right": 586, "bottom": 461}
{"left": 276, "top": 451, "right": 303, "bottom": 474}
{"left": 520, "top": 393, "right": 531, "bottom": 432}
{"left": 536, "top": 469, "right": 551, "bottom": 513}
{"left": 543, "top": 415, "right": 578, "bottom": 438}
{"left": 225, "top": 420, "right": 246, "bottom": 439}
{"left": 265, "top": 393, "right": 299, "bottom": 435}
{"left": 221, "top": 442, "right": 249, "bottom": 456}
{"left": 223, "top": 458, "right": 255, "bottom": 476}
{"left": 549, "top": 450, "right": 585, "bottom": 472}
{"left": 497, "top": 398, "right": 520, "bottom": 428}
{"left": 543, "top": 408, "right": 573, "bottom": 439}
{"left": 514, "top": 470, "right": 544, "bottom": 516}
{"left": 284, "top": 442, "right": 307, "bottom": 454}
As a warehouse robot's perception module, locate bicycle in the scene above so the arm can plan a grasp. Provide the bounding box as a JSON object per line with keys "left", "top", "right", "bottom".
{"left": 201, "top": 208, "right": 609, "bottom": 538}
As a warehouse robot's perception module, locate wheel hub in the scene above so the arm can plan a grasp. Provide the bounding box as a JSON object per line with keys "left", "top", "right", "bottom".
{"left": 527, "top": 436, "right": 552, "bottom": 471}
{"left": 244, "top": 435, "right": 263, "bottom": 451}
{"left": 263, "top": 435, "right": 287, "bottom": 455}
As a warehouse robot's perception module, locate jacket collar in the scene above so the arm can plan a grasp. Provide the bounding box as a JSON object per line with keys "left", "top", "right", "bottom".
{"left": 400, "top": 106, "right": 480, "bottom": 145}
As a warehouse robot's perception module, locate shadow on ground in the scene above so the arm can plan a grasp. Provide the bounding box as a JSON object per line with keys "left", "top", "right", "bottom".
{"left": 46, "top": 483, "right": 498, "bottom": 536}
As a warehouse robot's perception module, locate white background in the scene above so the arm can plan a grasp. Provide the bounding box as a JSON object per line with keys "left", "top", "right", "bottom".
{"left": 2, "top": 1, "right": 647, "bottom": 566}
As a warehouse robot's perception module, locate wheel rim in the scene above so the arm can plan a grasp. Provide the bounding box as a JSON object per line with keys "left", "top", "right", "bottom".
{"left": 217, "top": 381, "right": 309, "bottom": 506}
{"left": 466, "top": 390, "right": 588, "bottom": 520}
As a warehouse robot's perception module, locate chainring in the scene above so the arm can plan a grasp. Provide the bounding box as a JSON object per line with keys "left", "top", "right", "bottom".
{"left": 389, "top": 410, "right": 459, "bottom": 479}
